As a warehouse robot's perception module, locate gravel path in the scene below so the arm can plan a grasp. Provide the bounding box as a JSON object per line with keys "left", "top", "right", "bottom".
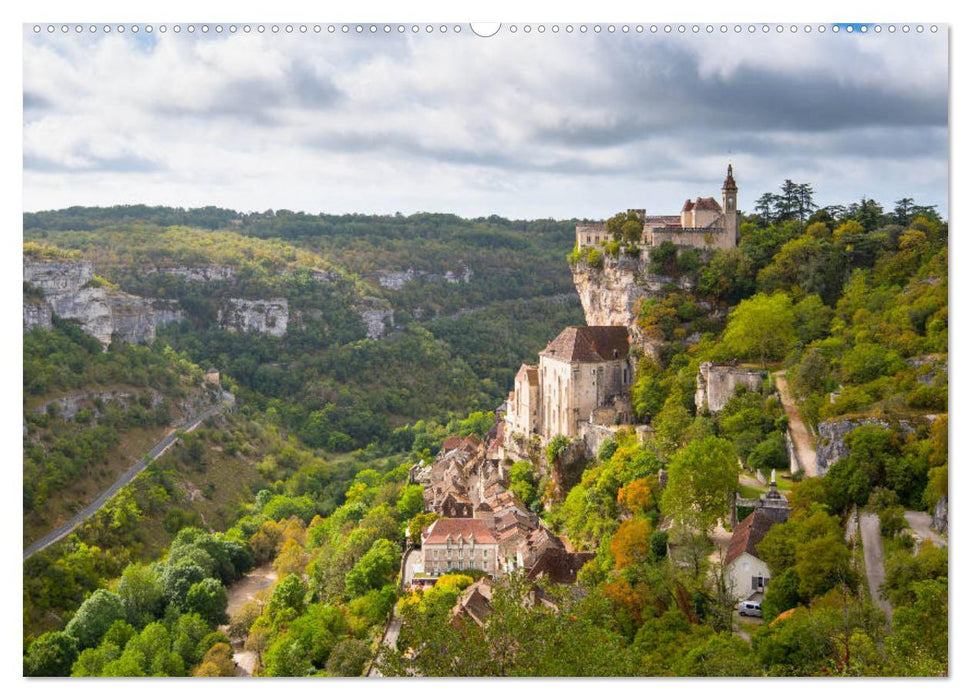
{"left": 858, "top": 512, "right": 892, "bottom": 626}
{"left": 774, "top": 371, "right": 818, "bottom": 477}
{"left": 904, "top": 510, "right": 947, "bottom": 549}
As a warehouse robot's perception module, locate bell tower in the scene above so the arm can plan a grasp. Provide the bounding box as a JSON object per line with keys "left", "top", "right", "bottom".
{"left": 722, "top": 163, "right": 739, "bottom": 246}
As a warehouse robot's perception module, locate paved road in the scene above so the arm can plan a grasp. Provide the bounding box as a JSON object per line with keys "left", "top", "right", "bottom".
{"left": 904, "top": 510, "right": 947, "bottom": 549}
{"left": 23, "top": 398, "right": 228, "bottom": 561}
{"left": 774, "top": 371, "right": 818, "bottom": 477}
{"left": 858, "top": 512, "right": 892, "bottom": 626}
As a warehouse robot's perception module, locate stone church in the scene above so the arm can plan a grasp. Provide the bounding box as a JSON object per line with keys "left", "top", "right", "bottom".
{"left": 506, "top": 326, "right": 632, "bottom": 443}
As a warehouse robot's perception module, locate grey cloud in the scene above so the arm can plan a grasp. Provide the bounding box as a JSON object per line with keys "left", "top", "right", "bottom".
{"left": 24, "top": 151, "right": 164, "bottom": 174}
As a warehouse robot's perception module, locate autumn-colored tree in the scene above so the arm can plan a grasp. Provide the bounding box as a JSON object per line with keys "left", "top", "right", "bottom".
{"left": 274, "top": 537, "right": 310, "bottom": 578}
{"left": 610, "top": 517, "right": 653, "bottom": 569}
{"left": 617, "top": 477, "right": 654, "bottom": 515}
{"left": 191, "top": 642, "right": 236, "bottom": 677}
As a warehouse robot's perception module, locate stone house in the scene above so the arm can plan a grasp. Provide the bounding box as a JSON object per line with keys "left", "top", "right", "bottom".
{"left": 507, "top": 365, "right": 540, "bottom": 437}
{"left": 204, "top": 367, "right": 220, "bottom": 385}
{"left": 724, "top": 510, "right": 776, "bottom": 600}
{"left": 419, "top": 518, "right": 499, "bottom": 576}
{"left": 695, "top": 362, "right": 766, "bottom": 414}
{"left": 575, "top": 165, "right": 740, "bottom": 252}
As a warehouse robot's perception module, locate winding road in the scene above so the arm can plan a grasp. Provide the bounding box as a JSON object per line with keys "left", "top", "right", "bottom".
{"left": 858, "top": 512, "right": 893, "bottom": 626}
{"left": 23, "top": 394, "right": 231, "bottom": 561}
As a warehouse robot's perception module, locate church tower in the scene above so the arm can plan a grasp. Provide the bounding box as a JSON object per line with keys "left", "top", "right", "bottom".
{"left": 722, "top": 164, "right": 739, "bottom": 245}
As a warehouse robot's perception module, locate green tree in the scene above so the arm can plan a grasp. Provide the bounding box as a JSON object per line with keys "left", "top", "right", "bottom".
{"left": 395, "top": 484, "right": 425, "bottom": 520}
{"left": 722, "top": 292, "right": 796, "bottom": 367}
{"left": 185, "top": 578, "right": 229, "bottom": 626}
{"left": 116, "top": 563, "right": 165, "bottom": 628}
{"left": 660, "top": 436, "right": 740, "bottom": 536}
{"left": 24, "top": 631, "right": 79, "bottom": 677}
{"left": 345, "top": 538, "right": 398, "bottom": 599}
{"left": 267, "top": 573, "right": 308, "bottom": 619}
{"left": 325, "top": 638, "right": 372, "bottom": 676}
{"left": 65, "top": 589, "right": 126, "bottom": 649}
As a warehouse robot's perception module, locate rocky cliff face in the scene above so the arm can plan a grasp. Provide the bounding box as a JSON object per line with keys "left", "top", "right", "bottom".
{"left": 932, "top": 496, "right": 948, "bottom": 536}
{"left": 376, "top": 264, "right": 474, "bottom": 290}
{"left": 218, "top": 298, "right": 289, "bottom": 337}
{"left": 358, "top": 304, "right": 395, "bottom": 340}
{"left": 147, "top": 265, "right": 236, "bottom": 282}
{"left": 571, "top": 255, "right": 691, "bottom": 353}
{"left": 24, "top": 259, "right": 183, "bottom": 347}
{"left": 23, "top": 303, "right": 53, "bottom": 331}
{"left": 815, "top": 417, "right": 917, "bottom": 476}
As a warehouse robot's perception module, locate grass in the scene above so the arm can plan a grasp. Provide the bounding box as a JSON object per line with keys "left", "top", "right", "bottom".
{"left": 738, "top": 484, "right": 762, "bottom": 499}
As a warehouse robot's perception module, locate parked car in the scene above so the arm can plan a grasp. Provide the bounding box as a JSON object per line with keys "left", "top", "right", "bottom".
{"left": 738, "top": 600, "right": 762, "bottom": 617}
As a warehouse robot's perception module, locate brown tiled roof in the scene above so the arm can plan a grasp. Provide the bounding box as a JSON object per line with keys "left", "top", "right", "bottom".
{"left": 723, "top": 164, "right": 737, "bottom": 191}
{"left": 694, "top": 197, "right": 722, "bottom": 212}
{"left": 725, "top": 510, "right": 776, "bottom": 566}
{"left": 526, "top": 548, "right": 596, "bottom": 584}
{"left": 474, "top": 500, "right": 494, "bottom": 512}
{"left": 440, "top": 435, "right": 483, "bottom": 454}
{"left": 682, "top": 199, "right": 695, "bottom": 212}
{"left": 442, "top": 492, "right": 471, "bottom": 506}
{"left": 541, "top": 326, "right": 630, "bottom": 363}
{"left": 423, "top": 518, "right": 497, "bottom": 544}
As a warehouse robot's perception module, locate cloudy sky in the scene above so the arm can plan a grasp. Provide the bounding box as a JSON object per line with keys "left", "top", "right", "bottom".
{"left": 22, "top": 25, "right": 949, "bottom": 219}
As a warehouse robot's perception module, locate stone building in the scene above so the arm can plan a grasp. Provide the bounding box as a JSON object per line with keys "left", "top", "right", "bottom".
{"left": 575, "top": 165, "right": 740, "bottom": 252}
{"left": 695, "top": 362, "right": 766, "bottom": 414}
{"left": 507, "top": 326, "right": 632, "bottom": 444}
{"left": 419, "top": 518, "right": 499, "bottom": 576}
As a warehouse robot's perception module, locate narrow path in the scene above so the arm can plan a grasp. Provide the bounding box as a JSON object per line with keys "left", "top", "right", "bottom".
{"left": 858, "top": 512, "right": 892, "bottom": 626}
{"left": 221, "top": 563, "right": 277, "bottom": 677}
{"left": 904, "top": 510, "right": 947, "bottom": 549}
{"left": 773, "top": 371, "right": 818, "bottom": 477}
{"left": 23, "top": 394, "right": 231, "bottom": 560}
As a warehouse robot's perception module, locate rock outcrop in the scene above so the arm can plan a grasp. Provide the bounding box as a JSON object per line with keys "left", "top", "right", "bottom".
{"left": 218, "top": 298, "right": 289, "bottom": 337}
{"left": 23, "top": 303, "right": 53, "bottom": 331}
{"left": 148, "top": 265, "right": 236, "bottom": 282}
{"left": 24, "top": 259, "right": 183, "bottom": 347}
{"left": 695, "top": 362, "right": 766, "bottom": 414}
{"left": 932, "top": 496, "right": 948, "bottom": 536}
{"left": 358, "top": 305, "right": 395, "bottom": 339}
{"left": 571, "top": 255, "right": 691, "bottom": 354}
{"left": 376, "top": 265, "right": 474, "bottom": 290}
{"left": 815, "top": 417, "right": 917, "bottom": 476}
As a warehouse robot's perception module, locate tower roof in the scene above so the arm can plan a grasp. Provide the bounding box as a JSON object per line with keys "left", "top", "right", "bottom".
{"left": 723, "top": 164, "right": 737, "bottom": 191}
{"left": 541, "top": 326, "right": 630, "bottom": 363}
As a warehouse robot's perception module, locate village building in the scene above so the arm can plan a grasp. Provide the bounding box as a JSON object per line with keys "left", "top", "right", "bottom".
{"left": 204, "top": 367, "right": 220, "bottom": 385}
{"left": 419, "top": 518, "right": 499, "bottom": 576}
{"left": 724, "top": 509, "right": 776, "bottom": 600}
{"left": 575, "top": 165, "right": 740, "bottom": 252}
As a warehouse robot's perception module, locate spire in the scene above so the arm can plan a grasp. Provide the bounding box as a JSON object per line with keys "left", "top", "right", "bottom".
{"left": 722, "top": 163, "right": 737, "bottom": 192}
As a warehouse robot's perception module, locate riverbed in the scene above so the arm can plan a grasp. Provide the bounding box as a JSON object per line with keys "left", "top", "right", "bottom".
{"left": 221, "top": 563, "right": 277, "bottom": 676}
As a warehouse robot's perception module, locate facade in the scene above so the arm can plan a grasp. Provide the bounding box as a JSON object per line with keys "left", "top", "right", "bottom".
{"left": 576, "top": 165, "right": 740, "bottom": 252}
{"left": 724, "top": 510, "right": 776, "bottom": 599}
{"left": 419, "top": 518, "right": 499, "bottom": 576}
{"left": 506, "top": 326, "right": 632, "bottom": 442}
{"left": 695, "top": 362, "right": 766, "bottom": 414}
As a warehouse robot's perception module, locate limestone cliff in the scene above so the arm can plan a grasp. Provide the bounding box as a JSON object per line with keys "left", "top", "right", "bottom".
{"left": 571, "top": 255, "right": 691, "bottom": 354}
{"left": 147, "top": 265, "right": 236, "bottom": 282}
{"left": 375, "top": 264, "right": 473, "bottom": 290}
{"left": 23, "top": 259, "right": 183, "bottom": 347}
{"left": 815, "top": 417, "right": 917, "bottom": 476}
{"left": 218, "top": 298, "right": 289, "bottom": 337}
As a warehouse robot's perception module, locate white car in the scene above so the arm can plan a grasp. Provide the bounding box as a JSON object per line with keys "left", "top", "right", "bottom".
{"left": 738, "top": 600, "right": 762, "bottom": 617}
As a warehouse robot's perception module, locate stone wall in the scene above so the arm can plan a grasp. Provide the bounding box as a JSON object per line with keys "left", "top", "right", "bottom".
{"left": 932, "top": 496, "right": 948, "bottom": 536}
{"left": 695, "top": 362, "right": 766, "bottom": 414}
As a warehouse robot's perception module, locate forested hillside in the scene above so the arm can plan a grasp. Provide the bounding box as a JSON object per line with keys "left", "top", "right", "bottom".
{"left": 23, "top": 193, "right": 947, "bottom": 677}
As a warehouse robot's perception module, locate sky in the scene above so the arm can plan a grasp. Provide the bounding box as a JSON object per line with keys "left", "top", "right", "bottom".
{"left": 22, "top": 24, "right": 949, "bottom": 220}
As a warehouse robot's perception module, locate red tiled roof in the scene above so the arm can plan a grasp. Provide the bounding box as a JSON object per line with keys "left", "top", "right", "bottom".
{"left": 423, "top": 518, "right": 497, "bottom": 544}
{"left": 725, "top": 510, "right": 776, "bottom": 566}
{"left": 682, "top": 199, "right": 695, "bottom": 212}
{"left": 541, "top": 326, "right": 630, "bottom": 363}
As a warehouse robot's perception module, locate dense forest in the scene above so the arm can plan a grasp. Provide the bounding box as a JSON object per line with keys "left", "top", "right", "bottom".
{"left": 23, "top": 191, "right": 947, "bottom": 676}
